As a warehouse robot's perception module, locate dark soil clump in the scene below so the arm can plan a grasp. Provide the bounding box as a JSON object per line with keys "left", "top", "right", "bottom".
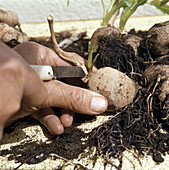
{"left": 1, "top": 126, "right": 89, "bottom": 163}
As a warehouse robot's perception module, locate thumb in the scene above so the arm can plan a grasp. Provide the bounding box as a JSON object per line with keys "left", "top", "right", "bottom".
{"left": 43, "top": 80, "right": 108, "bottom": 115}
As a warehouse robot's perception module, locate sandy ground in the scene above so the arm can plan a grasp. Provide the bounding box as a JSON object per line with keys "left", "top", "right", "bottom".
{"left": 1, "top": 15, "right": 169, "bottom": 169}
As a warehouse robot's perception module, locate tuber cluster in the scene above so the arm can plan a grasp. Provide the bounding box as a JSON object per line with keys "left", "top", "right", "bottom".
{"left": 0, "top": 9, "right": 28, "bottom": 45}
{"left": 86, "top": 26, "right": 137, "bottom": 110}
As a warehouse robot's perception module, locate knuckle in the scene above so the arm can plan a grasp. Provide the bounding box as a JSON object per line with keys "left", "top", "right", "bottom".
{"left": 0, "top": 58, "right": 25, "bottom": 79}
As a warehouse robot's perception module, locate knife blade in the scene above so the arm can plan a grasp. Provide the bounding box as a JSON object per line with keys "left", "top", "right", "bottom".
{"left": 30, "top": 65, "right": 86, "bottom": 81}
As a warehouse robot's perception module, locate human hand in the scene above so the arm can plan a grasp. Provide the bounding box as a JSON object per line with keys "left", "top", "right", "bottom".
{"left": 0, "top": 41, "right": 108, "bottom": 138}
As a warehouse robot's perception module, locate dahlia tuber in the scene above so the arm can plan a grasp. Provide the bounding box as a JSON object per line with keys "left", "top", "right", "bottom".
{"left": 88, "top": 67, "right": 137, "bottom": 110}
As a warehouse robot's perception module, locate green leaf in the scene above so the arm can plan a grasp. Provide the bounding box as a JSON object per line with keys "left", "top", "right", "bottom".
{"left": 101, "top": 0, "right": 127, "bottom": 26}
{"left": 107, "top": 0, "right": 116, "bottom": 13}
{"left": 150, "top": 0, "right": 169, "bottom": 14}
{"left": 160, "top": 0, "right": 169, "bottom": 6}
{"left": 101, "top": 0, "right": 106, "bottom": 17}
{"left": 122, "top": 0, "right": 133, "bottom": 7}
{"left": 137, "top": 0, "right": 148, "bottom": 6}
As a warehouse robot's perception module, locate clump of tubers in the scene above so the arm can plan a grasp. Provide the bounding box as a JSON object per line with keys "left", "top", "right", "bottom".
{"left": 0, "top": 9, "right": 28, "bottom": 45}
{"left": 47, "top": 16, "right": 137, "bottom": 111}
{"left": 88, "top": 67, "right": 137, "bottom": 110}
{"left": 0, "top": 23, "right": 29, "bottom": 43}
{"left": 86, "top": 26, "right": 137, "bottom": 110}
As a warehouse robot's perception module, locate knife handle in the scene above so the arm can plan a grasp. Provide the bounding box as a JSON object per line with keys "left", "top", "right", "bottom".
{"left": 30, "top": 65, "right": 53, "bottom": 80}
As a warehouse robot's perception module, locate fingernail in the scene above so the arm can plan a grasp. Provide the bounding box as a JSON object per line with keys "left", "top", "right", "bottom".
{"left": 91, "top": 95, "right": 108, "bottom": 113}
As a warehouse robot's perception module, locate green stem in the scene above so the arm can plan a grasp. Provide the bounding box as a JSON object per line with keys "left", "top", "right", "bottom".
{"left": 87, "top": 39, "right": 99, "bottom": 74}
{"left": 107, "top": 0, "right": 117, "bottom": 13}
{"left": 87, "top": 51, "right": 93, "bottom": 73}
{"left": 101, "top": 0, "right": 106, "bottom": 18}
{"left": 119, "top": 7, "right": 131, "bottom": 32}
{"left": 119, "top": 0, "right": 147, "bottom": 31}
{"left": 101, "top": 1, "right": 126, "bottom": 26}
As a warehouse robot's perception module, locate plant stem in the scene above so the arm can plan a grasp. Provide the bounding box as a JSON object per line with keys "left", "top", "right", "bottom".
{"left": 87, "top": 52, "right": 93, "bottom": 74}
{"left": 47, "top": 15, "right": 88, "bottom": 80}
{"left": 108, "top": 9, "right": 120, "bottom": 26}
{"left": 101, "top": 0, "right": 106, "bottom": 18}
{"left": 101, "top": 1, "right": 126, "bottom": 26}
{"left": 47, "top": 15, "right": 80, "bottom": 66}
{"left": 87, "top": 38, "right": 98, "bottom": 74}
{"left": 119, "top": 0, "right": 147, "bottom": 31}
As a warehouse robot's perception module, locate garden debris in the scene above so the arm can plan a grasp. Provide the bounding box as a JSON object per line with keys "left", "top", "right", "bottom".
{"left": 0, "top": 9, "right": 29, "bottom": 46}
{"left": 58, "top": 30, "right": 86, "bottom": 49}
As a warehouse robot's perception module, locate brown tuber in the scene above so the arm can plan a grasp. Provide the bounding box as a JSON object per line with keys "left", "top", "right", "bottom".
{"left": 123, "top": 34, "right": 142, "bottom": 57}
{"left": 88, "top": 67, "right": 137, "bottom": 110}
{"left": 143, "top": 65, "right": 169, "bottom": 102}
{"left": 145, "top": 21, "right": 169, "bottom": 58}
{"left": 0, "top": 9, "right": 20, "bottom": 27}
{"left": 91, "top": 26, "right": 121, "bottom": 41}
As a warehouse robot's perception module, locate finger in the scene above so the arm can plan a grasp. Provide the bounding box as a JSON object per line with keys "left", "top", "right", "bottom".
{"left": 42, "top": 80, "right": 108, "bottom": 115}
{"left": 14, "top": 41, "right": 86, "bottom": 66}
{"left": 30, "top": 108, "right": 64, "bottom": 135}
{"left": 14, "top": 41, "right": 97, "bottom": 87}
{"left": 60, "top": 109, "right": 75, "bottom": 127}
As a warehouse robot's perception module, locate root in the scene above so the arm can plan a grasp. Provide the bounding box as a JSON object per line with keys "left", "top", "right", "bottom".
{"left": 146, "top": 75, "right": 161, "bottom": 120}
{"left": 105, "top": 150, "right": 121, "bottom": 169}
{"left": 119, "top": 134, "right": 142, "bottom": 167}
{"left": 161, "top": 95, "right": 169, "bottom": 120}
{"left": 146, "top": 123, "right": 162, "bottom": 139}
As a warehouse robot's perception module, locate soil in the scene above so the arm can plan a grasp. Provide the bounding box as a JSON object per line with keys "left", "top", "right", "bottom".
{"left": 1, "top": 22, "right": 169, "bottom": 169}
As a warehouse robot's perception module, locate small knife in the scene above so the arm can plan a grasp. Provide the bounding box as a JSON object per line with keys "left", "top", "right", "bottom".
{"left": 30, "top": 65, "right": 86, "bottom": 81}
